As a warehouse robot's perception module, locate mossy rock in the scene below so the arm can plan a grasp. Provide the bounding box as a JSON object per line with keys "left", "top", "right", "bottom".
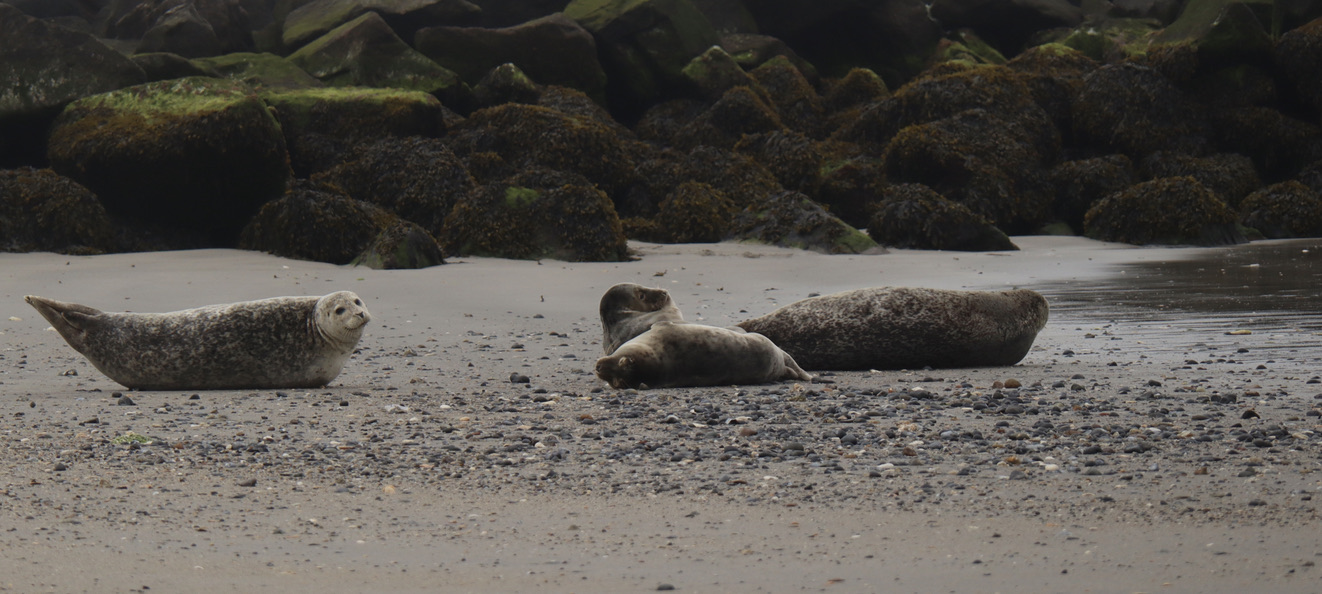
{"left": 133, "top": 52, "right": 220, "bottom": 83}
{"left": 814, "top": 142, "right": 887, "bottom": 229}
{"left": 654, "top": 181, "right": 735, "bottom": 243}
{"left": 750, "top": 56, "right": 827, "bottom": 139}
{"left": 1049, "top": 155, "right": 1137, "bottom": 232}
{"left": 634, "top": 98, "right": 707, "bottom": 145}
{"left": 1152, "top": 0, "right": 1274, "bottom": 56}
{"left": 238, "top": 182, "right": 401, "bottom": 264}
{"left": 728, "top": 190, "right": 878, "bottom": 254}
{"left": 1141, "top": 152, "right": 1262, "bottom": 208}
{"left": 312, "top": 136, "right": 476, "bottom": 237}
{"left": 868, "top": 183, "right": 1017, "bottom": 252}
{"left": 1032, "top": 17, "right": 1162, "bottom": 62}
{"left": 0, "top": 167, "right": 119, "bottom": 254}
{"left": 442, "top": 169, "right": 629, "bottom": 261}
{"left": 1084, "top": 176, "right": 1246, "bottom": 245}
{"left": 672, "top": 85, "right": 783, "bottom": 150}
{"left": 287, "top": 11, "right": 463, "bottom": 98}
{"left": 46, "top": 77, "right": 291, "bottom": 244}
{"left": 351, "top": 222, "right": 447, "bottom": 269}
{"left": 471, "top": 63, "right": 543, "bottom": 108}
{"left": 822, "top": 67, "right": 891, "bottom": 113}
{"left": 1239, "top": 181, "right": 1322, "bottom": 239}
{"left": 932, "top": 31, "right": 1008, "bottom": 67}
{"left": 262, "top": 86, "right": 447, "bottom": 176}
{"left": 1208, "top": 107, "right": 1322, "bottom": 182}
{"left": 668, "top": 145, "right": 783, "bottom": 210}
{"left": 192, "top": 52, "right": 323, "bottom": 91}
{"left": 1072, "top": 63, "right": 1210, "bottom": 158}
{"left": 733, "top": 130, "right": 824, "bottom": 195}
{"left": 1276, "top": 17, "right": 1322, "bottom": 116}
{"left": 681, "top": 44, "right": 760, "bottom": 101}
{"left": 1005, "top": 44, "right": 1099, "bottom": 142}
{"left": 718, "top": 33, "right": 819, "bottom": 82}
{"left": 282, "top": 0, "right": 480, "bottom": 50}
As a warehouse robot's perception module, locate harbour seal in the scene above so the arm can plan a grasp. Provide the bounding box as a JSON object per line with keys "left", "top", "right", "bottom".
{"left": 24, "top": 291, "right": 371, "bottom": 390}
{"left": 599, "top": 283, "right": 684, "bottom": 354}
{"left": 736, "top": 287, "right": 1049, "bottom": 370}
{"left": 595, "top": 322, "right": 811, "bottom": 389}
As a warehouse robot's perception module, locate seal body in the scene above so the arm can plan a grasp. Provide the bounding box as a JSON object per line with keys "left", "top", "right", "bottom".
{"left": 595, "top": 322, "right": 811, "bottom": 389}
{"left": 736, "top": 287, "right": 1049, "bottom": 370}
{"left": 24, "top": 291, "right": 371, "bottom": 390}
{"left": 599, "top": 283, "right": 684, "bottom": 354}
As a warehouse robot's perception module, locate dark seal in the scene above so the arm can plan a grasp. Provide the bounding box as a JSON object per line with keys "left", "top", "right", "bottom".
{"left": 595, "top": 322, "right": 812, "bottom": 389}
{"left": 25, "top": 291, "right": 371, "bottom": 390}
{"left": 599, "top": 282, "right": 684, "bottom": 354}
{"left": 736, "top": 287, "right": 1049, "bottom": 370}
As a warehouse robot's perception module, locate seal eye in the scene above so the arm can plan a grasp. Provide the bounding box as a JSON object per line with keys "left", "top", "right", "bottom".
{"left": 335, "top": 307, "right": 346, "bottom": 315}
{"left": 354, "top": 299, "right": 362, "bottom": 306}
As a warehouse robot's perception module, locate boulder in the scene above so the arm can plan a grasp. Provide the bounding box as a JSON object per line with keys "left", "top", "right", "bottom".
{"left": 671, "top": 85, "right": 783, "bottom": 150}
{"left": 470, "top": 63, "right": 543, "bottom": 108}
{"left": 1208, "top": 106, "right": 1322, "bottom": 181}
{"left": 287, "top": 11, "right": 463, "bottom": 99}
{"left": 1049, "top": 155, "right": 1137, "bottom": 232}
{"left": 47, "top": 77, "right": 291, "bottom": 244}
{"left": 718, "top": 33, "right": 818, "bottom": 81}
{"left": 0, "top": 167, "right": 119, "bottom": 254}
{"left": 727, "top": 190, "right": 878, "bottom": 254}
{"left": 415, "top": 13, "right": 606, "bottom": 102}
{"left": 0, "top": 4, "right": 147, "bottom": 165}
{"left": 136, "top": 0, "right": 255, "bottom": 58}
{"left": 463, "top": 0, "right": 570, "bottom": 27}
{"left": 680, "top": 45, "right": 760, "bottom": 101}
{"left": 192, "top": 52, "right": 323, "bottom": 90}
{"left": 867, "top": 183, "right": 1018, "bottom": 251}
{"left": 732, "top": 130, "right": 823, "bottom": 194}
{"left": 1238, "top": 181, "right": 1322, "bottom": 239}
{"left": 1072, "top": 63, "right": 1210, "bottom": 157}
{"left": 749, "top": 56, "right": 827, "bottom": 138}
{"left": 442, "top": 169, "right": 629, "bottom": 261}
{"left": 1005, "top": 43, "right": 1099, "bottom": 143}
{"left": 929, "top": 0, "right": 1083, "bottom": 55}
{"left": 815, "top": 144, "right": 887, "bottom": 229}
{"left": 282, "top": 0, "right": 479, "bottom": 49}
{"left": 1084, "top": 176, "right": 1246, "bottom": 245}
{"left": 350, "top": 222, "right": 447, "bottom": 269}
{"left": 1276, "top": 17, "right": 1322, "bottom": 115}
{"left": 133, "top": 52, "right": 221, "bottom": 82}
{"left": 1141, "top": 152, "right": 1262, "bottom": 208}
{"left": 653, "top": 181, "right": 735, "bottom": 243}
{"left": 238, "top": 182, "right": 405, "bottom": 264}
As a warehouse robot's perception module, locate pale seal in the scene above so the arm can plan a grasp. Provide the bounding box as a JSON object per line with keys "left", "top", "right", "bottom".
{"left": 595, "top": 322, "right": 812, "bottom": 389}
{"left": 24, "top": 291, "right": 371, "bottom": 390}
{"left": 599, "top": 282, "right": 684, "bottom": 354}
{"left": 736, "top": 287, "right": 1049, "bottom": 370}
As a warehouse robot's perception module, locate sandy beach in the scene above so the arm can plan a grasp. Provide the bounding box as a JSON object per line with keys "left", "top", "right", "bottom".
{"left": 2, "top": 236, "right": 1320, "bottom": 593}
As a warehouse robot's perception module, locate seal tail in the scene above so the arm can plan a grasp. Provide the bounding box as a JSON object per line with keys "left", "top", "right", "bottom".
{"left": 24, "top": 295, "right": 102, "bottom": 348}
{"left": 782, "top": 351, "right": 813, "bottom": 382}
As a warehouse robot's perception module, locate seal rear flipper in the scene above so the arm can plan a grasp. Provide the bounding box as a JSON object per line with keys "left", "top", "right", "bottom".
{"left": 782, "top": 351, "right": 813, "bottom": 381}
{"left": 24, "top": 295, "right": 104, "bottom": 346}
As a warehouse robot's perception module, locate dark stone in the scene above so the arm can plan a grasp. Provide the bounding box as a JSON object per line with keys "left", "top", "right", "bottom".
{"left": 1141, "top": 152, "right": 1262, "bottom": 208}
{"left": 1084, "top": 176, "right": 1247, "bottom": 245}
{"left": 930, "top": 0, "right": 1082, "bottom": 55}
{"left": 137, "top": 0, "right": 255, "bottom": 58}
{"left": 1072, "top": 63, "right": 1210, "bottom": 158}
{"left": 192, "top": 52, "right": 324, "bottom": 91}
{"left": 868, "top": 183, "right": 1018, "bottom": 251}
{"left": 471, "top": 63, "right": 543, "bottom": 108}
{"left": 680, "top": 44, "right": 760, "bottom": 101}
{"left": 1239, "top": 181, "right": 1322, "bottom": 238}
{"left": 733, "top": 130, "right": 823, "bottom": 195}
{"left": 281, "top": 0, "right": 480, "bottom": 50}
{"left": 1277, "top": 18, "right": 1322, "bottom": 117}
{"left": 653, "top": 181, "right": 735, "bottom": 243}
{"left": 719, "top": 33, "right": 818, "bottom": 81}
{"left": 727, "top": 190, "right": 877, "bottom": 254}
{"left": 672, "top": 85, "right": 783, "bottom": 150}
{"left": 351, "top": 222, "right": 446, "bottom": 269}
{"left": 1049, "top": 155, "right": 1136, "bottom": 232}
{"left": 238, "top": 182, "right": 401, "bottom": 264}
{"left": 1209, "top": 106, "right": 1322, "bottom": 182}
{"left": 287, "top": 11, "right": 463, "bottom": 99}
{"left": 0, "top": 167, "right": 119, "bottom": 254}
{"left": 750, "top": 56, "right": 827, "bottom": 138}
{"left": 132, "top": 52, "right": 220, "bottom": 82}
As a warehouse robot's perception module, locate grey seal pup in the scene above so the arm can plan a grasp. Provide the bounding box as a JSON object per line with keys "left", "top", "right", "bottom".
{"left": 736, "top": 287, "right": 1049, "bottom": 370}
{"left": 25, "top": 291, "right": 371, "bottom": 390}
{"left": 595, "top": 322, "right": 811, "bottom": 389}
{"left": 599, "top": 282, "right": 684, "bottom": 354}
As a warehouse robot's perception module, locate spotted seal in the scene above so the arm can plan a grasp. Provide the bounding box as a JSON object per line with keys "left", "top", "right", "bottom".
{"left": 599, "top": 282, "right": 684, "bottom": 354}
{"left": 24, "top": 291, "right": 371, "bottom": 390}
{"left": 595, "top": 322, "right": 811, "bottom": 389}
{"left": 736, "top": 287, "right": 1049, "bottom": 370}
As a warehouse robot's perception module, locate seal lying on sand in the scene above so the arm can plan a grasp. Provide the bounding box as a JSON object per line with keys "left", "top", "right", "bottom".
{"left": 595, "top": 322, "right": 811, "bottom": 389}
{"left": 25, "top": 291, "right": 371, "bottom": 390}
{"left": 599, "top": 283, "right": 684, "bottom": 354}
{"left": 736, "top": 287, "right": 1049, "bottom": 370}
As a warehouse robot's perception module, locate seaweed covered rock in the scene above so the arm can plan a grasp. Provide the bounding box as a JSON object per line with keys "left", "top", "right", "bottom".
{"left": 749, "top": 56, "right": 827, "bottom": 138}
{"left": 0, "top": 4, "right": 147, "bottom": 165}
{"left": 815, "top": 144, "right": 887, "bottom": 229}
{"left": 653, "top": 181, "right": 735, "bottom": 243}
{"left": 262, "top": 86, "right": 447, "bottom": 176}
{"left": 47, "top": 77, "right": 291, "bottom": 244}
{"left": 1239, "top": 181, "right": 1322, "bottom": 239}
{"left": 312, "top": 136, "right": 476, "bottom": 237}
{"left": 351, "top": 222, "right": 447, "bottom": 269}
{"left": 930, "top": 0, "right": 1082, "bottom": 55}
{"left": 442, "top": 169, "right": 629, "bottom": 261}
{"left": 1084, "top": 176, "right": 1246, "bottom": 245}
{"left": 471, "top": 62, "right": 543, "bottom": 108}
{"left": 0, "top": 167, "right": 119, "bottom": 254}
{"left": 238, "top": 182, "right": 404, "bottom": 264}
{"left": 627, "top": 146, "right": 782, "bottom": 217}
{"left": 671, "top": 85, "right": 783, "bottom": 150}
{"left": 1209, "top": 107, "right": 1322, "bottom": 182}
{"left": 882, "top": 108, "right": 1055, "bottom": 232}
{"left": 192, "top": 52, "right": 324, "bottom": 90}
{"left": 445, "top": 103, "right": 636, "bottom": 196}
{"left": 1142, "top": 152, "right": 1262, "bottom": 208}
{"left": 1005, "top": 44, "right": 1098, "bottom": 143}
{"left": 282, "top": 0, "right": 480, "bottom": 50}
{"left": 733, "top": 130, "right": 823, "bottom": 195}
{"left": 133, "top": 0, "right": 256, "bottom": 58}
{"left": 134, "top": 52, "right": 220, "bottom": 82}
{"left": 1277, "top": 17, "right": 1322, "bottom": 114}
{"left": 1072, "top": 63, "right": 1210, "bottom": 157}
{"left": 287, "top": 11, "right": 463, "bottom": 98}
{"left": 680, "top": 45, "right": 761, "bottom": 101}
{"left": 727, "top": 190, "right": 878, "bottom": 254}
{"left": 1049, "top": 155, "right": 1136, "bottom": 232}
{"left": 867, "top": 183, "right": 1017, "bottom": 251}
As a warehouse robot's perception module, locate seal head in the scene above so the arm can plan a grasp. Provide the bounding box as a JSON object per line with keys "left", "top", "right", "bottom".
{"left": 599, "top": 283, "right": 684, "bottom": 354}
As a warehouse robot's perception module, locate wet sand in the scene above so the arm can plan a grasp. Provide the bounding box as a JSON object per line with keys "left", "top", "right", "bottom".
{"left": 2, "top": 236, "right": 1320, "bottom": 593}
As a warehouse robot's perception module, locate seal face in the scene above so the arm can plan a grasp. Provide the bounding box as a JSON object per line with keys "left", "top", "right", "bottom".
{"left": 595, "top": 322, "right": 811, "bottom": 389}
{"left": 24, "top": 291, "right": 371, "bottom": 390}
{"left": 736, "top": 287, "right": 1049, "bottom": 370}
{"left": 599, "top": 283, "right": 684, "bottom": 354}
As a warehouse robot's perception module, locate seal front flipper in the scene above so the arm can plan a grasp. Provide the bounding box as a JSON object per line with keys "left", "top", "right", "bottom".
{"left": 24, "top": 295, "right": 104, "bottom": 350}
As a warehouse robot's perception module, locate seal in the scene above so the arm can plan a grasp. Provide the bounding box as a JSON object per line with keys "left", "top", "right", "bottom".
{"left": 736, "top": 287, "right": 1049, "bottom": 370}
{"left": 595, "top": 322, "right": 812, "bottom": 389}
{"left": 24, "top": 291, "right": 371, "bottom": 390}
{"left": 599, "top": 282, "right": 684, "bottom": 354}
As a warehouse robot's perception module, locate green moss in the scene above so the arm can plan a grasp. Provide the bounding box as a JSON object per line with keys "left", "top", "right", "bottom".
{"left": 191, "top": 52, "right": 321, "bottom": 91}
{"left": 504, "top": 186, "right": 541, "bottom": 208}
{"left": 260, "top": 86, "right": 442, "bottom": 134}
{"left": 71, "top": 77, "right": 256, "bottom": 124}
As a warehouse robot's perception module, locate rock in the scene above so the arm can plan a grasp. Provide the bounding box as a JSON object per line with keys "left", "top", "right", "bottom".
{"left": 262, "top": 86, "right": 448, "bottom": 176}
{"left": 1276, "top": 17, "right": 1322, "bottom": 116}
{"left": 930, "top": 0, "right": 1083, "bottom": 55}
{"left": 672, "top": 85, "right": 783, "bottom": 150}
{"left": 868, "top": 183, "right": 1018, "bottom": 251}
{"left": 461, "top": 0, "right": 569, "bottom": 27}
{"left": 1208, "top": 107, "right": 1322, "bottom": 181}
{"left": 0, "top": 167, "right": 119, "bottom": 254}
{"left": 1049, "top": 155, "right": 1136, "bottom": 232}
{"left": 1005, "top": 43, "right": 1099, "bottom": 144}
{"left": 636, "top": 145, "right": 781, "bottom": 214}
{"left": 442, "top": 169, "right": 628, "bottom": 261}
{"left": 1141, "top": 152, "right": 1262, "bottom": 208}
{"left": 415, "top": 13, "right": 606, "bottom": 102}
{"left": 192, "top": 52, "right": 323, "bottom": 91}
{"left": 47, "top": 77, "right": 291, "bottom": 244}
{"left": 351, "top": 222, "right": 447, "bottom": 269}
{"left": 1037, "top": 18, "right": 1162, "bottom": 62}
{"left": 733, "top": 130, "right": 823, "bottom": 195}
{"left": 282, "top": 0, "right": 480, "bottom": 50}
{"left": 814, "top": 144, "right": 887, "bottom": 228}
{"left": 564, "top": 0, "right": 720, "bottom": 117}
{"left": 312, "top": 136, "right": 476, "bottom": 238}
{"left": 719, "top": 33, "right": 817, "bottom": 81}
{"left": 1072, "top": 63, "right": 1210, "bottom": 158}
{"left": 680, "top": 45, "right": 760, "bottom": 101}
{"left": 0, "top": 4, "right": 147, "bottom": 165}
{"left": 821, "top": 67, "right": 891, "bottom": 114}
{"left": 238, "top": 182, "right": 402, "bottom": 264}
{"left": 133, "top": 52, "right": 221, "bottom": 82}
{"left": 1084, "top": 176, "right": 1247, "bottom": 246}
{"left": 136, "top": 0, "right": 255, "bottom": 58}
{"left": 727, "top": 190, "right": 878, "bottom": 254}
{"left": 652, "top": 181, "right": 735, "bottom": 243}
{"left": 1239, "top": 181, "right": 1322, "bottom": 239}
{"left": 470, "top": 63, "right": 543, "bottom": 108}
{"left": 749, "top": 56, "right": 827, "bottom": 138}
{"left": 287, "top": 11, "right": 463, "bottom": 99}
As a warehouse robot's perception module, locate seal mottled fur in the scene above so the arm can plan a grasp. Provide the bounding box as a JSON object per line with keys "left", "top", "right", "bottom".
{"left": 595, "top": 322, "right": 811, "bottom": 389}
{"left": 25, "top": 291, "right": 371, "bottom": 390}
{"left": 599, "top": 283, "right": 684, "bottom": 354}
{"left": 736, "top": 287, "right": 1049, "bottom": 370}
